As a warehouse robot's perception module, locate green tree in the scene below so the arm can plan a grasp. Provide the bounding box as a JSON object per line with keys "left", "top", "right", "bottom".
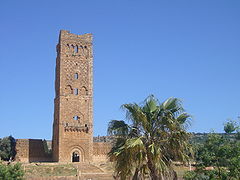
{"left": 108, "top": 95, "right": 192, "bottom": 180}
{"left": 194, "top": 134, "right": 231, "bottom": 179}
{"left": 0, "top": 136, "right": 16, "bottom": 161}
{"left": 184, "top": 131, "right": 240, "bottom": 179}
{"left": 0, "top": 162, "right": 24, "bottom": 180}
{"left": 224, "top": 120, "right": 236, "bottom": 134}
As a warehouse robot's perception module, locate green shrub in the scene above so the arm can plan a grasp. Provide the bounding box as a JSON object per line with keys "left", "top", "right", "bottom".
{"left": 183, "top": 169, "right": 228, "bottom": 180}
{"left": 0, "top": 162, "right": 24, "bottom": 180}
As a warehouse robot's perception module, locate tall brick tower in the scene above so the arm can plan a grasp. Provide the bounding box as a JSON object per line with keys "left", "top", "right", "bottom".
{"left": 52, "top": 30, "right": 93, "bottom": 162}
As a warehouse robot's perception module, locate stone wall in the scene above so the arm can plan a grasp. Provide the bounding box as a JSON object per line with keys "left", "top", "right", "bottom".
{"left": 15, "top": 139, "right": 29, "bottom": 162}
{"left": 15, "top": 138, "right": 112, "bottom": 163}
{"left": 15, "top": 139, "right": 52, "bottom": 163}
{"left": 93, "top": 136, "right": 115, "bottom": 143}
{"left": 93, "top": 142, "right": 112, "bottom": 162}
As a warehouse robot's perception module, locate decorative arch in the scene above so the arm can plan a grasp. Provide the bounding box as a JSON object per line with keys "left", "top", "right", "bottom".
{"left": 70, "top": 146, "right": 85, "bottom": 162}
{"left": 65, "top": 85, "right": 73, "bottom": 95}
{"left": 80, "top": 86, "right": 88, "bottom": 96}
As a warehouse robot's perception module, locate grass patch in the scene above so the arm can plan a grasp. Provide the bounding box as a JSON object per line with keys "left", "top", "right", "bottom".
{"left": 24, "top": 164, "right": 77, "bottom": 177}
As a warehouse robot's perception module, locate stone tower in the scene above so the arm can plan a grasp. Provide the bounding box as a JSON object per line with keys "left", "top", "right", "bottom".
{"left": 52, "top": 30, "right": 93, "bottom": 162}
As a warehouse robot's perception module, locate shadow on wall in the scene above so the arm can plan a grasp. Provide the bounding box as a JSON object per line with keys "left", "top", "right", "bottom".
{"left": 28, "top": 139, "right": 52, "bottom": 162}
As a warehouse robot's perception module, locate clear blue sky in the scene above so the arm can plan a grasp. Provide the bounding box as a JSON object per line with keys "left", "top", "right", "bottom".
{"left": 0, "top": 0, "right": 240, "bottom": 139}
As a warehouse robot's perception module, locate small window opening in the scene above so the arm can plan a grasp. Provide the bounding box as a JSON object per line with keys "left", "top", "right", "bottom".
{"left": 72, "top": 151, "right": 80, "bottom": 162}
{"left": 74, "top": 88, "right": 78, "bottom": 95}
{"left": 74, "top": 73, "right": 78, "bottom": 79}
{"left": 73, "top": 116, "right": 79, "bottom": 120}
{"left": 74, "top": 46, "right": 78, "bottom": 53}
{"left": 85, "top": 124, "right": 87, "bottom": 127}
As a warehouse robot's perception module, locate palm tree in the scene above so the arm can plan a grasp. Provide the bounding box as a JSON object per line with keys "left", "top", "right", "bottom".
{"left": 108, "top": 95, "right": 192, "bottom": 180}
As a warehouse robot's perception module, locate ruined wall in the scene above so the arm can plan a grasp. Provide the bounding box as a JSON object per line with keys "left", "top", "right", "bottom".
{"left": 15, "top": 139, "right": 29, "bottom": 162}
{"left": 15, "top": 139, "right": 52, "bottom": 163}
{"left": 93, "top": 142, "right": 112, "bottom": 162}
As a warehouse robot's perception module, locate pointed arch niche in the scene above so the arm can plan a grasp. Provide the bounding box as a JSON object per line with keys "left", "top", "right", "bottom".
{"left": 65, "top": 85, "right": 73, "bottom": 95}
{"left": 80, "top": 86, "right": 88, "bottom": 96}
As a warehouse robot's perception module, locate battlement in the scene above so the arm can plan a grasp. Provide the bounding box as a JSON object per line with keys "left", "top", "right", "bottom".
{"left": 59, "top": 30, "right": 92, "bottom": 44}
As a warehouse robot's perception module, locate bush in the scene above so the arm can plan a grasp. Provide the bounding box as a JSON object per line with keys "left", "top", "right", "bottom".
{"left": 183, "top": 171, "right": 199, "bottom": 180}
{"left": 183, "top": 170, "right": 210, "bottom": 180}
{"left": 0, "top": 162, "right": 24, "bottom": 180}
{"left": 185, "top": 128, "right": 240, "bottom": 180}
{"left": 183, "top": 169, "right": 228, "bottom": 180}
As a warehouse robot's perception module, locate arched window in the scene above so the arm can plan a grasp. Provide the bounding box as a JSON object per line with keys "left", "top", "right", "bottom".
{"left": 74, "top": 46, "right": 78, "bottom": 53}
{"left": 72, "top": 151, "right": 80, "bottom": 162}
{"left": 74, "top": 88, "right": 78, "bottom": 95}
{"left": 74, "top": 73, "right": 78, "bottom": 79}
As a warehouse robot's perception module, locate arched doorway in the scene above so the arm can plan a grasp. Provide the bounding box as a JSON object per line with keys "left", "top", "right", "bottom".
{"left": 72, "top": 151, "right": 80, "bottom": 162}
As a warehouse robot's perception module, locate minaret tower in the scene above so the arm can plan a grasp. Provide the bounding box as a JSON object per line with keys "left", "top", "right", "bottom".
{"left": 52, "top": 30, "right": 93, "bottom": 162}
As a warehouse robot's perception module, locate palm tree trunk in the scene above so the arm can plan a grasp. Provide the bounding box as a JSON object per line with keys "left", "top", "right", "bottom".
{"left": 132, "top": 168, "right": 139, "bottom": 180}
{"left": 147, "top": 160, "right": 161, "bottom": 180}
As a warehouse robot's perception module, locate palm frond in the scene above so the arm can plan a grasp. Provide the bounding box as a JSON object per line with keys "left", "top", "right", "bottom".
{"left": 122, "top": 103, "right": 148, "bottom": 130}
{"left": 108, "top": 95, "right": 192, "bottom": 179}
{"left": 142, "top": 95, "right": 158, "bottom": 113}
{"left": 161, "top": 97, "right": 184, "bottom": 113}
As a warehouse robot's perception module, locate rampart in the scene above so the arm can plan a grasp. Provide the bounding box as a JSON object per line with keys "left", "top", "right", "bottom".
{"left": 15, "top": 139, "right": 52, "bottom": 163}
{"left": 15, "top": 137, "right": 113, "bottom": 163}
{"left": 93, "top": 142, "right": 112, "bottom": 162}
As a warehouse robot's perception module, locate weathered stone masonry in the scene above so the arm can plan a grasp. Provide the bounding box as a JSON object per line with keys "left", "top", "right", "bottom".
{"left": 52, "top": 30, "right": 94, "bottom": 163}
{"left": 15, "top": 139, "right": 51, "bottom": 163}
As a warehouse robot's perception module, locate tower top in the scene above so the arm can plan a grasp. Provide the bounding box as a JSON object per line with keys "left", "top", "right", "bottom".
{"left": 59, "top": 30, "right": 92, "bottom": 44}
